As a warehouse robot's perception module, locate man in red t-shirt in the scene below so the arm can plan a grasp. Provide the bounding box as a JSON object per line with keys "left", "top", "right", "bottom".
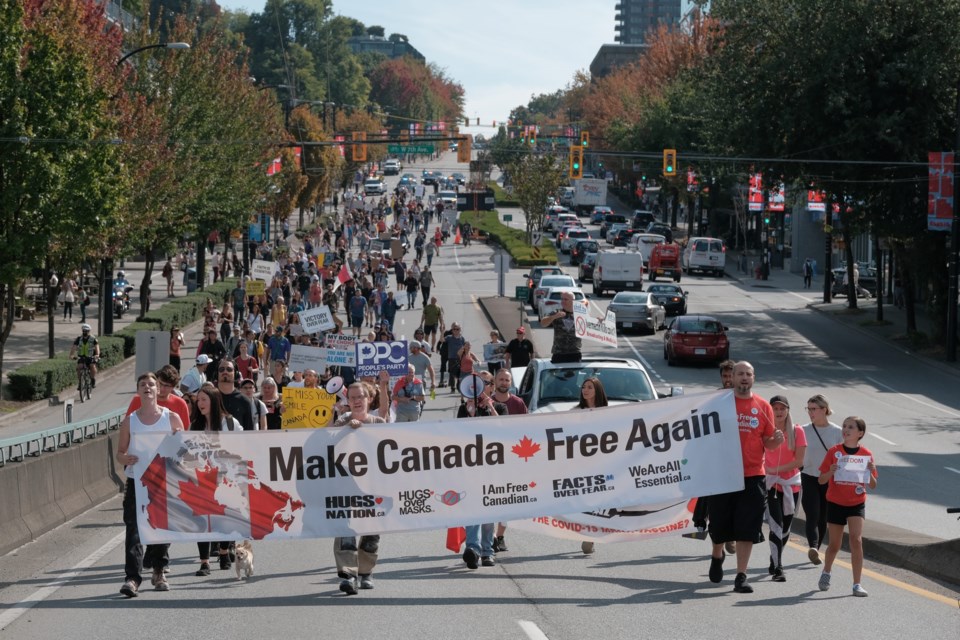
{"left": 707, "top": 361, "right": 784, "bottom": 594}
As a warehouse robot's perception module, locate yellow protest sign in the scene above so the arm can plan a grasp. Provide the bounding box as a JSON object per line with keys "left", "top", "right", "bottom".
{"left": 316, "top": 253, "right": 325, "bottom": 268}
{"left": 246, "top": 280, "right": 266, "bottom": 296}
{"left": 281, "top": 387, "right": 337, "bottom": 429}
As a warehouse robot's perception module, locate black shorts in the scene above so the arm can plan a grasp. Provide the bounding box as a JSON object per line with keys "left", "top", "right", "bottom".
{"left": 423, "top": 324, "right": 438, "bottom": 335}
{"left": 708, "top": 476, "right": 767, "bottom": 544}
{"left": 826, "top": 500, "right": 865, "bottom": 525}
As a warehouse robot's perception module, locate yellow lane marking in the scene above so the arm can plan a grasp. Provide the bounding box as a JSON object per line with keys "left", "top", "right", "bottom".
{"left": 785, "top": 540, "right": 959, "bottom": 607}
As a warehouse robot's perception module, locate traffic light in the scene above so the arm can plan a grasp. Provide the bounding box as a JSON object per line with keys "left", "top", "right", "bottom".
{"left": 763, "top": 214, "right": 771, "bottom": 225}
{"left": 352, "top": 131, "right": 367, "bottom": 162}
{"left": 662, "top": 148, "right": 677, "bottom": 176}
{"left": 580, "top": 131, "right": 589, "bottom": 148}
{"left": 457, "top": 135, "right": 471, "bottom": 162}
{"left": 529, "top": 130, "right": 537, "bottom": 146}
{"left": 569, "top": 146, "right": 583, "bottom": 179}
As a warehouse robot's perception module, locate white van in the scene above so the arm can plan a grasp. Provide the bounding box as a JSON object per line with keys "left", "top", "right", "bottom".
{"left": 683, "top": 237, "right": 726, "bottom": 277}
{"left": 629, "top": 233, "right": 666, "bottom": 269}
{"left": 593, "top": 250, "right": 645, "bottom": 296}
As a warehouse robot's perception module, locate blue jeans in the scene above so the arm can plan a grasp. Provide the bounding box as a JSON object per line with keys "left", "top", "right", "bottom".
{"left": 465, "top": 522, "right": 495, "bottom": 557}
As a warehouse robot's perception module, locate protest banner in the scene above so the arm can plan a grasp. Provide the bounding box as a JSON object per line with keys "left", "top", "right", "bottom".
{"left": 299, "top": 305, "right": 336, "bottom": 333}
{"left": 325, "top": 333, "right": 357, "bottom": 366}
{"left": 251, "top": 259, "right": 276, "bottom": 282}
{"left": 355, "top": 340, "right": 408, "bottom": 377}
{"left": 511, "top": 499, "right": 698, "bottom": 542}
{"left": 246, "top": 280, "right": 266, "bottom": 296}
{"left": 280, "top": 387, "right": 337, "bottom": 430}
{"left": 131, "top": 391, "right": 742, "bottom": 543}
{"left": 288, "top": 345, "right": 326, "bottom": 373}
{"left": 574, "top": 302, "right": 617, "bottom": 348}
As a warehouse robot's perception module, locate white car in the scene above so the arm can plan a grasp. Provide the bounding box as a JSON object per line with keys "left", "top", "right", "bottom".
{"left": 383, "top": 159, "right": 401, "bottom": 175}
{"left": 560, "top": 228, "right": 591, "bottom": 254}
{"left": 533, "top": 274, "right": 576, "bottom": 309}
{"left": 537, "top": 286, "right": 586, "bottom": 320}
{"left": 437, "top": 190, "right": 458, "bottom": 208}
{"left": 363, "top": 178, "right": 385, "bottom": 196}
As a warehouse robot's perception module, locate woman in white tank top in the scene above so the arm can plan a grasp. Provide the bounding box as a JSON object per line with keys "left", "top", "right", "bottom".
{"left": 116, "top": 372, "right": 184, "bottom": 598}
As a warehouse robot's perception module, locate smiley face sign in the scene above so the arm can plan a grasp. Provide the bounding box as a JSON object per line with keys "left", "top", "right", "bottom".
{"left": 281, "top": 387, "right": 338, "bottom": 429}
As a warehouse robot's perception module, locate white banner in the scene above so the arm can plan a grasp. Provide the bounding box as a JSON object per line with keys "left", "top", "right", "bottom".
{"left": 251, "top": 259, "right": 276, "bottom": 282}
{"left": 510, "top": 499, "right": 697, "bottom": 542}
{"left": 574, "top": 304, "right": 618, "bottom": 348}
{"left": 132, "top": 391, "right": 742, "bottom": 543}
{"left": 288, "top": 345, "right": 326, "bottom": 373}
{"left": 325, "top": 333, "right": 357, "bottom": 366}
{"left": 299, "top": 305, "right": 336, "bottom": 333}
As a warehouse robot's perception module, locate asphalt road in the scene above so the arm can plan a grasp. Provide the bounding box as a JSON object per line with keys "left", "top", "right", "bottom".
{"left": 1, "top": 153, "right": 958, "bottom": 638}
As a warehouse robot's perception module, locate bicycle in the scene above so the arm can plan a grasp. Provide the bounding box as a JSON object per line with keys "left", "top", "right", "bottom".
{"left": 75, "top": 357, "right": 95, "bottom": 403}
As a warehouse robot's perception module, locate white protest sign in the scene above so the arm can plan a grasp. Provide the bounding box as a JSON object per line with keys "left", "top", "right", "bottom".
{"left": 574, "top": 302, "right": 617, "bottom": 348}
{"left": 834, "top": 454, "right": 871, "bottom": 484}
{"left": 299, "top": 305, "right": 336, "bottom": 333}
{"left": 325, "top": 333, "right": 357, "bottom": 366}
{"left": 251, "top": 259, "right": 276, "bottom": 282}
{"left": 288, "top": 345, "right": 327, "bottom": 373}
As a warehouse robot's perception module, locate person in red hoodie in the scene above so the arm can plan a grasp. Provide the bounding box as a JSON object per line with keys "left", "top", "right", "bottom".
{"left": 817, "top": 416, "right": 878, "bottom": 597}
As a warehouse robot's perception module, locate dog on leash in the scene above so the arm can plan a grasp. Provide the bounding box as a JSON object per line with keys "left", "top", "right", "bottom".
{"left": 235, "top": 540, "right": 254, "bottom": 580}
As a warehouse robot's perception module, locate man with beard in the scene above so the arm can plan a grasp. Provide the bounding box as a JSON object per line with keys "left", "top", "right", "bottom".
{"left": 215, "top": 357, "right": 255, "bottom": 431}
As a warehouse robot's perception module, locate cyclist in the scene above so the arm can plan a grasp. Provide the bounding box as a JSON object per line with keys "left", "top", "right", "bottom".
{"left": 69, "top": 323, "right": 100, "bottom": 390}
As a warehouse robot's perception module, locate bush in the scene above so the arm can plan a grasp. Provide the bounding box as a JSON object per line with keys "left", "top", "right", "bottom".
{"left": 460, "top": 210, "right": 557, "bottom": 267}
{"left": 486, "top": 181, "right": 520, "bottom": 208}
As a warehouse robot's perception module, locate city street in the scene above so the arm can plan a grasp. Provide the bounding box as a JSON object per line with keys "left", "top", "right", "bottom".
{"left": 0, "top": 153, "right": 957, "bottom": 639}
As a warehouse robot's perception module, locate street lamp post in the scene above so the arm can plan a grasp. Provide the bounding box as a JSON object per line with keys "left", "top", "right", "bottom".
{"left": 102, "top": 42, "right": 190, "bottom": 336}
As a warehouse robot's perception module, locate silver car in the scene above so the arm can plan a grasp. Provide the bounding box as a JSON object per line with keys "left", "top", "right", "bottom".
{"left": 608, "top": 291, "right": 666, "bottom": 334}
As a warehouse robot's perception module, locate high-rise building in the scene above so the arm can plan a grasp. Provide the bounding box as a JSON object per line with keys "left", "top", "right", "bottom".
{"left": 614, "top": 0, "right": 682, "bottom": 45}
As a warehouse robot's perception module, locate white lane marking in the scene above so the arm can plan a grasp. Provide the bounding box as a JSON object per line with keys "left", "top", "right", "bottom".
{"left": 0, "top": 530, "right": 124, "bottom": 630}
{"left": 945, "top": 467, "right": 960, "bottom": 475}
{"left": 868, "top": 432, "right": 897, "bottom": 446}
{"left": 837, "top": 361, "right": 854, "bottom": 371}
{"left": 453, "top": 244, "right": 461, "bottom": 269}
{"left": 788, "top": 291, "right": 817, "bottom": 303}
{"left": 772, "top": 381, "right": 788, "bottom": 390}
{"left": 518, "top": 620, "right": 550, "bottom": 640}
{"left": 866, "top": 376, "right": 960, "bottom": 419}
{"left": 623, "top": 336, "right": 666, "bottom": 384}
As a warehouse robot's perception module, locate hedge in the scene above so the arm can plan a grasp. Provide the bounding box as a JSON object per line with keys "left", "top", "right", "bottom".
{"left": 486, "top": 181, "right": 520, "bottom": 208}
{"left": 459, "top": 210, "right": 557, "bottom": 267}
{"left": 7, "top": 280, "right": 235, "bottom": 401}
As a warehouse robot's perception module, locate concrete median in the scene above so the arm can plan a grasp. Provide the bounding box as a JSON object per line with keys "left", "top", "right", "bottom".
{"left": 0, "top": 431, "right": 123, "bottom": 556}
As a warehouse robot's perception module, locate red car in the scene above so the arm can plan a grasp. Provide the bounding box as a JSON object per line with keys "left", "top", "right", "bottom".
{"left": 663, "top": 314, "right": 729, "bottom": 366}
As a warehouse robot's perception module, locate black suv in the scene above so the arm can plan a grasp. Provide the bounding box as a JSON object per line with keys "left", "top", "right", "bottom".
{"left": 570, "top": 239, "right": 599, "bottom": 265}
{"left": 645, "top": 222, "right": 674, "bottom": 243}
{"left": 633, "top": 210, "right": 656, "bottom": 229}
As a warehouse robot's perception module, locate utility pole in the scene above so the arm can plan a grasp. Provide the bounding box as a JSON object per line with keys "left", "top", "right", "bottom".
{"left": 946, "top": 82, "right": 960, "bottom": 361}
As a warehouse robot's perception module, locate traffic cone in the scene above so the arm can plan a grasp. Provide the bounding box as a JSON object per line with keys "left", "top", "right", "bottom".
{"left": 454, "top": 229, "right": 462, "bottom": 245}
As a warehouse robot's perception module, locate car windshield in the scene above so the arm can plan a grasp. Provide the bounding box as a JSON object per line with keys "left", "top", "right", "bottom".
{"left": 613, "top": 293, "right": 648, "bottom": 304}
{"left": 537, "top": 366, "right": 657, "bottom": 404}
{"left": 540, "top": 276, "right": 574, "bottom": 287}
{"left": 648, "top": 285, "right": 679, "bottom": 294}
{"left": 675, "top": 317, "right": 724, "bottom": 333}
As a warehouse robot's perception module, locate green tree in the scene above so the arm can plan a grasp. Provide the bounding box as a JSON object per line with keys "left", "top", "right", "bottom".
{"left": 507, "top": 154, "right": 565, "bottom": 242}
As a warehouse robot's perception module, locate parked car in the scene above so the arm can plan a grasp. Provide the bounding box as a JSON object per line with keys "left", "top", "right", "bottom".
{"left": 647, "top": 283, "right": 688, "bottom": 316}
{"left": 590, "top": 205, "right": 614, "bottom": 224}
{"left": 663, "top": 314, "right": 730, "bottom": 366}
{"left": 570, "top": 239, "right": 600, "bottom": 266}
{"left": 578, "top": 252, "right": 597, "bottom": 282}
{"left": 561, "top": 228, "right": 591, "bottom": 254}
{"left": 608, "top": 291, "right": 666, "bottom": 334}
{"left": 532, "top": 274, "right": 576, "bottom": 309}
{"left": 645, "top": 222, "right": 674, "bottom": 243}
{"left": 513, "top": 357, "right": 676, "bottom": 413}
{"left": 682, "top": 237, "right": 726, "bottom": 277}
{"left": 537, "top": 286, "right": 587, "bottom": 320}
{"left": 523, "top": 265, "right": 564, "bottom": 306}
{"left": 831, "top": 265, "right": 877, "bottom": 298}
{"left": 599, "top": 213, "right": 628, "bottom": 238}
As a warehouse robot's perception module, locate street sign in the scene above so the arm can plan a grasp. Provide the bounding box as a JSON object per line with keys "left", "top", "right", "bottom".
{"left": 503, "top": 214, "right": 513, "bottom": 222}
{"left": 531, "top": 231, "right": 543, "bottom": 247}
{"left": 515, "top": 286, "right": 529, "bottom": 301}
{"left": 387, "top": 144, "right": 435, "bottom": 154}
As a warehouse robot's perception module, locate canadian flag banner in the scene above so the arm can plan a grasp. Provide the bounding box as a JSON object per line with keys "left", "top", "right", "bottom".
{"left": 333, "top": 263, "right": 352, "bottom": 291}
{"left": 265, "top": 156, "right": 282, "bottom": 176}
{"left": 130, "top": 391, "right": 742, "bottom": 544}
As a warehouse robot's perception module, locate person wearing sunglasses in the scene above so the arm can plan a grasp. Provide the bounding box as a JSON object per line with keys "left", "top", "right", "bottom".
{"left": 215, "top": 358, "right": 254, "bottom": 431}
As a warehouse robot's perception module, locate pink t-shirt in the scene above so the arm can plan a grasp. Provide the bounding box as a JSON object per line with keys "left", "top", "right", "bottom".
{"left": 764, "top": 424, "right": 806, "bottom": 491}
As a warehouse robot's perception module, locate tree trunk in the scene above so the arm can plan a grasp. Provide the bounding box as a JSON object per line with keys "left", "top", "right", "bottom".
{"left": 874, "top": 233, "right": 883, "bottom": 322}
{"left": 842, "top": 226, "right": 857, "bottom": 310}
{"left": 0, "top": 284, "right": 14, "bottom": 381}
{"left": 46, "top": 256, "right": 55, "bottom": 358}
{"left": 139, "top": 248, "right": 156, "bottom": 320}
{"left": 897, "top": 244, "right": 917, "bottom": 333}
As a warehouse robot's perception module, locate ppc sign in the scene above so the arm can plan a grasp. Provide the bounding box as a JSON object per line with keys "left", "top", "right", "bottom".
{"left": 355, "top": 340, "right": 408, "bottom": 377}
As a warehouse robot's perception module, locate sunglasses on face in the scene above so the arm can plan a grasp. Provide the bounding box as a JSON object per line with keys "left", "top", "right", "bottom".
{"left": 219, "top": 367, "right": 234, "bottom": 373}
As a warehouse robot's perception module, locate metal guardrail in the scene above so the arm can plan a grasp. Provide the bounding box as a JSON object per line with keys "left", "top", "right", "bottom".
{"left": 0, "top": 409, "right": 125, "bottom": 467}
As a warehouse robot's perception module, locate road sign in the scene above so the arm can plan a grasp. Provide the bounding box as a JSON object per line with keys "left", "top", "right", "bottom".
{"left": 515, "top": 286, "right": 529, "bottom": 301}
{"left": 532, "top": 247, "right": 541, "bottom": 259}
{"left": 531, "top": 231, "right": 543, "bottom": 247}
{"left": 387, "top": 144, "right": 435, "bottom": 154}
{"left": 503, "top": 214, "right": 513, "bottom": 222}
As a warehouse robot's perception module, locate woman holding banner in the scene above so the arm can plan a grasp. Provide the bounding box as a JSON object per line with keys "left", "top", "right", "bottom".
{"left": 573, "top": 377, "right": 609, "bottom": 555}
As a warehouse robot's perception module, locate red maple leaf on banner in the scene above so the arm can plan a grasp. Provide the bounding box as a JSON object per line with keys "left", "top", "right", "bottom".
{"left": 179, "top": 465, "right": 226, "bottom": 531}
{"left": 529, "top": 481, "right": 537, "bottom": 488}
{"left": 511, "top": 436, "right": 541, "bottom": 461}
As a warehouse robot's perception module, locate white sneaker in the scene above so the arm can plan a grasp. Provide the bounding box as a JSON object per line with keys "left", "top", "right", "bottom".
{"left": 808, "top": 547, "right": 822, "bottom": 565}
{"left": 852, "top": 583, "right": 868, "bottom": 597}
{"left": 818, "top": 571, "right": 831, "bottom": 591}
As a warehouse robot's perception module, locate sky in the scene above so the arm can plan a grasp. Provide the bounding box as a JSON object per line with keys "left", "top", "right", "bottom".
{"left": 214, "top": 0, "right": 639, "bottom": 135}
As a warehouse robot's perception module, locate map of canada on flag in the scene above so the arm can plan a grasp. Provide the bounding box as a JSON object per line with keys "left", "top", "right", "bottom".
{"left": 140, "top": 435, "right": 304, "bottom": 540}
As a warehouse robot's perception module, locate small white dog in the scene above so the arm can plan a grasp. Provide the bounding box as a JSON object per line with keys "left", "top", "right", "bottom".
{"left": 235, "top": 540, "right": 254, "bottom": 580}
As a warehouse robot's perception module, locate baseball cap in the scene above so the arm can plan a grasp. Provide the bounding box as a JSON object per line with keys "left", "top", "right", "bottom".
{"left": 769, "top": 395, "right": 790, "bottom": 408}
{"left": 240, "top": 378, "right": 255, "bottom": 388}
{"left": 196, "top": 355, "right": 212, "bottom": 365}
